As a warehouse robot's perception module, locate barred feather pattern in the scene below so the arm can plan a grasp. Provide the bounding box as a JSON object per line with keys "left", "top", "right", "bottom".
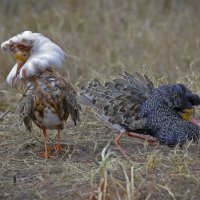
{"left": 80, "top": 72, "right": 154, "bottom": 131}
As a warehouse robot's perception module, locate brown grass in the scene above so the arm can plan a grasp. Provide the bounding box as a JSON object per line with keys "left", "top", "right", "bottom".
{"left": 1, "top": 1, "right": 200, "bottom": 199}
{"left": 1, "top": 107, "right": 200, "bottom": 200}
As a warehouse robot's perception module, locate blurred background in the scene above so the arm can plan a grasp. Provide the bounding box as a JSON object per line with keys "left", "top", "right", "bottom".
{"left": 0, "top": 0, "right": 200, "bottom": 86}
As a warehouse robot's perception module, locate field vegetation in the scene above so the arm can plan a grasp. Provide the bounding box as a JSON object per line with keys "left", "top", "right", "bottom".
{"left": 0, "top": 1, "right": 200, "bottom": 199}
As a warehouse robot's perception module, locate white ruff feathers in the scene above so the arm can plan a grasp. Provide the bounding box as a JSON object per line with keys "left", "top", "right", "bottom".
{"left": 1, "top": 31, "right": 65, "bottom": 86}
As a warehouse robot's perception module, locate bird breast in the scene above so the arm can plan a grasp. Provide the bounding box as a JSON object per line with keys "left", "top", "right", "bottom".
{"left": 25, "top": 70, "right": 69, "bottom": 130}
{"left": 34, "top": 108, "right": 63, "bottom": 130}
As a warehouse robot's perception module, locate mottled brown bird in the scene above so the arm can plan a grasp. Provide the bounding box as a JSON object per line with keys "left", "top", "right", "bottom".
{"left": 1, "top": 31, "right": 80, "bottom": 158}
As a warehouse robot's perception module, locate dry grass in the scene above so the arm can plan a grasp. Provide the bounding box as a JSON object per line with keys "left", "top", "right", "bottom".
{"left": 1, "top": 0, "right": 200, "bottom": 82}
{"left": 1, "top": 107, "right": 200, "bottom": 200}
{"left": 1, "top": 1, "right": 200, "bottom": 200}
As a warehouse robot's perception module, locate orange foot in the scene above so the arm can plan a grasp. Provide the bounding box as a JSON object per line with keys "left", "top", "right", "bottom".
{"left": 47, "top": 144, "right": 66, "bottom": 151}
{"left": 37, "top": 152, "right": 58, "bottom": 159}
{"left": 54, "top": 144, "right": 66, "bottom": 151}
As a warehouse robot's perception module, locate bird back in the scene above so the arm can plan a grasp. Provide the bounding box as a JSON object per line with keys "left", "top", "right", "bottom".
{"left": 79, "top": 71, "right": 154, "bottom": 130}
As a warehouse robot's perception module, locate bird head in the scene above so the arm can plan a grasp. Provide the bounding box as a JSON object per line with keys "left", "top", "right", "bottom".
{"left": 14, "top": 49, "right": 30, "bottom": 64}
{"left": 171, "top": 84, "right": 200, "bottom": 127}
{"left": 145, "top": 83, "right": 200, "bottom": 127}
{"left": 1, "top": 31, "right": 65, "bottom": 86}
{"left": 13, "top": 49, "right": 30, "bottom": 79}
{"left": 179, "top": 108, "right": 200, "bottom": 127}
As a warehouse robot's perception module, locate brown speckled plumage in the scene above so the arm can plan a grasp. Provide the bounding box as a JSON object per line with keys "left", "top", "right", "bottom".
{"left": 2, "top": 31, "right": 81, "bottom": 158}
{"left": 17, "top": 69, "right": 80, "bottom": 131}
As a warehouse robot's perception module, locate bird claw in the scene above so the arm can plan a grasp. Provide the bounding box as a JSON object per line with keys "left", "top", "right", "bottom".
{"left": 47, "top": 144, "right": 66, "bottom": 151}
{"left": 47, "top": 146, "right": 55, "bottom": 151}
{"left": 54, "top": 144, "right": 66, "bottom": 151}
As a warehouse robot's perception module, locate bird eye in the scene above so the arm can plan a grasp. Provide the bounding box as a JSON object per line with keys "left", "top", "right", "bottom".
{"left": 23, "top": 53, "right": 28, "bottom": 58}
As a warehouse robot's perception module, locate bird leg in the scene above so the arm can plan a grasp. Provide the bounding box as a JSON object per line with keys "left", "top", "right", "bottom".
{"left": 54, "top": 127, "right": 65, "bottom": 151}
{"left": 46, "top": 127, "right": 65, "bottom": 151}
{"left": 114, "top": 131, "right": 158, "bottom": 160}
{"left": 37, "top": 128, "right": 57, "bottom": 159}
{"left": 125, "top": 132, "right": 158, "bottom": 145}
{"left": 114, "top": 132, "right": 130, "bottom": 160}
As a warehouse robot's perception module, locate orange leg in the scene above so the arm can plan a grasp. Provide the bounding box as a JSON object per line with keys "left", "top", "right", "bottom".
{"left": 114, "top": 132, "right": 130, "bottom": 160}
{"left": 114, "top": 132, "right": 158, "bottom": 160}
{"left": 54, "top": 127, "right": 65, "bottom": 151}
{"left": 37, "top": 128, "right": 57, "bottom": 159}
{"left": 125, "top": 132, "right": 158, "bottom": 145}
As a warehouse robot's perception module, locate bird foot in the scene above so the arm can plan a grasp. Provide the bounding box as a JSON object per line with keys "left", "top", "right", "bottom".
{"left": 146, "top": 138, "right": 158, "bottom": 146}
{"left": 54, "top": 144, "right": 65, "bottom": 151}
{"left": 47, "top": 144, "right": 65, "bottom": 151}
{"left": 47, "top": 146, "right": 55, "bottom": 151}
{"left": 37, "top": 152, "right": 58, "bottom": 159}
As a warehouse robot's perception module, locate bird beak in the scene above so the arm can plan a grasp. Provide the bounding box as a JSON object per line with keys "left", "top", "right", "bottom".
{"left": 14, "top": 50, "right": 29, "bottom": 77}
{"left": 180, "top": 109, "right": 200, "bottom": 128}
{"left": 14, "top": 50, "right": 29, "bottom": 63}
{"left": 180, "top": 109, "right": 193, "bottom": 121}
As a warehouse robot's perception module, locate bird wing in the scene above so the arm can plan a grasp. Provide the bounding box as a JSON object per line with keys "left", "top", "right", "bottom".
{"left": 54, "top": 77, "right": 81, "bottom": 125}
{"left": 79, "top": 71, "right": 154, "bottom": 130}
{"left": 64, "top": 83, "right": 81, "bottom": 125}
{"left": 16, "top": 94, "right": 34, "bottom": 132}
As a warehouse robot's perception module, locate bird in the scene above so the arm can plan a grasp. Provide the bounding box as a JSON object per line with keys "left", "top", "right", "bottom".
{"left": 79, "top": 71, "right": 200, "bottom": 159}
{"left": 1, "top": 31, "right": 81, "bottom": 159}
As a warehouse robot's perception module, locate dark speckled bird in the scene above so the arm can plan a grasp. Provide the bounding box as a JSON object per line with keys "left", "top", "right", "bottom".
{"left": 79, "top": 72, "right": 200, "bottom": 159}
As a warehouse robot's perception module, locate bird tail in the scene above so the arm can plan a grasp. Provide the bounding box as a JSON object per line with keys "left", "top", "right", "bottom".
{"left": 78, "top": 71, "right": 154, "bottom": 130}
{"left": 69, "top": 106, "right": 81, "bottom": 126}
{"left": 78, "top": 78, "right": 116, "bottom": 108}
